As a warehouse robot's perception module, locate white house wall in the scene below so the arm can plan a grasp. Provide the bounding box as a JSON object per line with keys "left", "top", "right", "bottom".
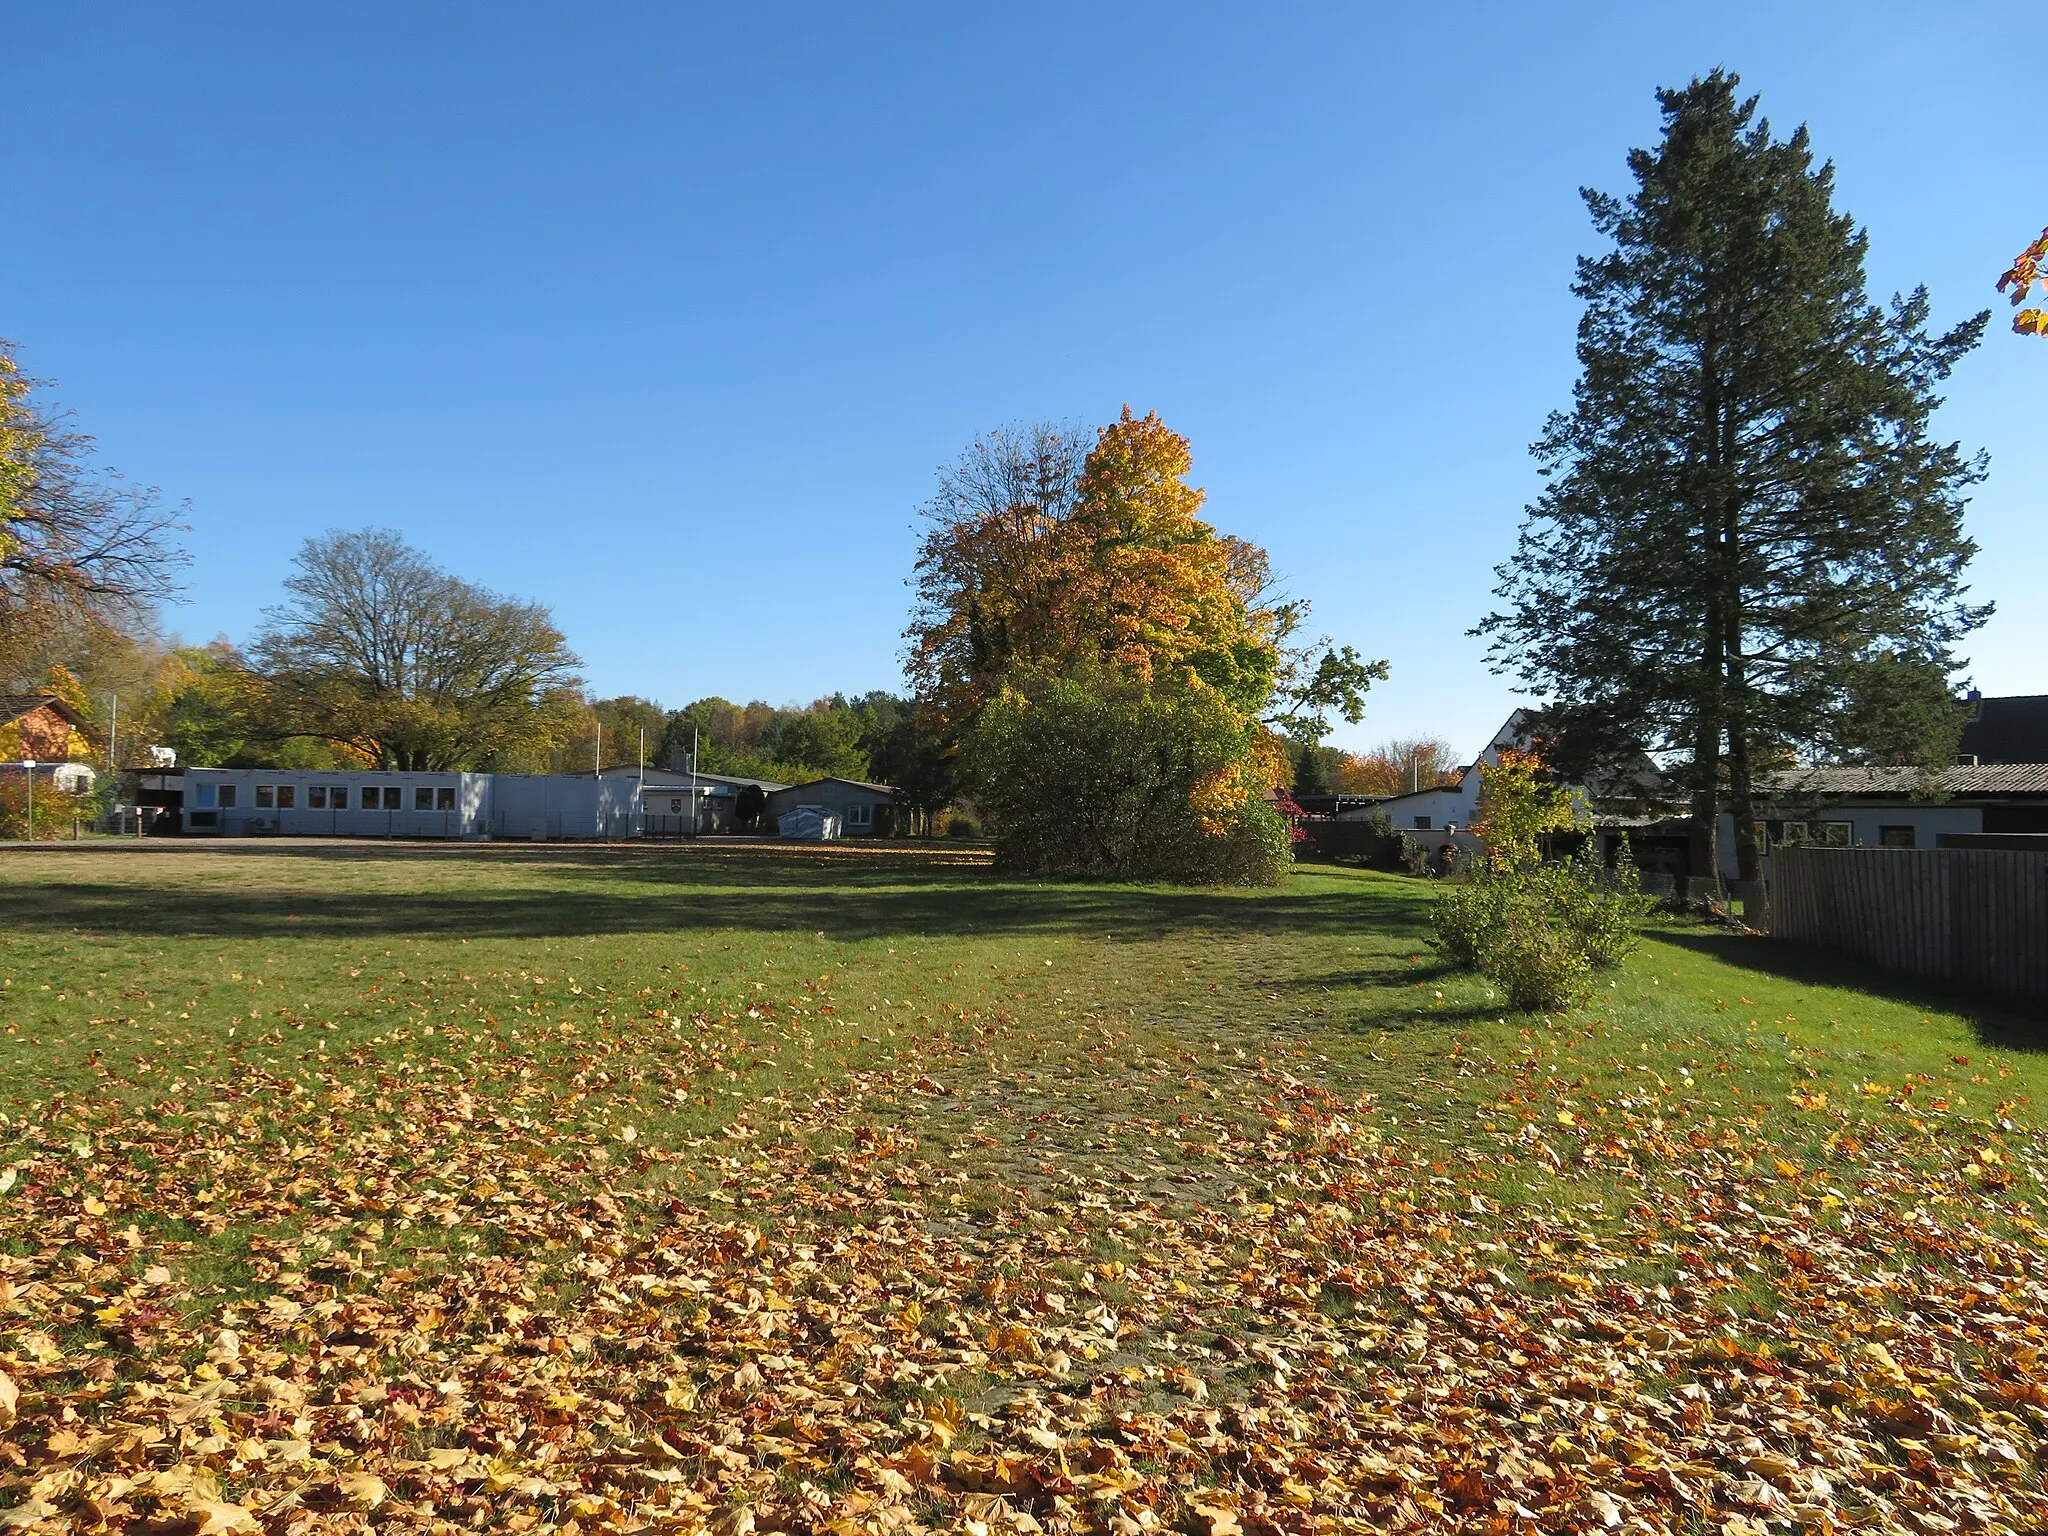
{"left": 487, "top": 775, "right": 640, "bottom": 841}
{"left": 184, "top": 769, "right": 490, "bottom": 839}
{"left": 182, "top": 768, "right": 639, "bottom": 841}
{"left": 1338, "top": 772, "right": 1482, "bottom": 832}
{"left": 1715, "top": 805, "right": 1986, "bottom": 880}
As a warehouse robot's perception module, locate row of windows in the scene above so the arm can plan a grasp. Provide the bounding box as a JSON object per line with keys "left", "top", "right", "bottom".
{"left": 202, "top": 783, "right": 459, "bottom": 812}
{"left": 1765, "top": 820, "right": 1918, "bottom": 850}
{"left": 1765, "top": 819, "right": 1852, "bottom": 850}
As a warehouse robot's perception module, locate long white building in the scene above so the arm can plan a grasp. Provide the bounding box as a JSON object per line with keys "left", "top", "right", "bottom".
{"left": 179, "top": 767, "right": 639, "bottom": 840}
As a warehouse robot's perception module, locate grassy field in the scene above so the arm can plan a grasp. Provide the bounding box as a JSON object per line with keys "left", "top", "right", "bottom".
{"left": 1, "top": 841, "right": 2045, "bottom": 1534}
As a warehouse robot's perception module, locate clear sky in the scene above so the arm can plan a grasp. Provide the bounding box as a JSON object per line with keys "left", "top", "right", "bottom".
{"left": 5, "top": 4, "right": 2040, "bottom": 762}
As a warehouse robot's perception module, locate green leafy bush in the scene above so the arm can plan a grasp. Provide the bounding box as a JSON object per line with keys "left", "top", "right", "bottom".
{"left": 1553, "top": 848, "right": 1660, "bottom": 969}
{"left": 943, "top": 812, "right": 982, "bottom": 839}
{"left": 1433, "top": 849, "right": 1656, "bottom": 1012}
{"left": 964, "top": 665, "right": 1290, "bottom": 886}
{"left": 1431, "top": 875, "right": 1512, "bottom": 970}
{"left": 1477, "top": 897, "right": 1596, "bottom": 1012}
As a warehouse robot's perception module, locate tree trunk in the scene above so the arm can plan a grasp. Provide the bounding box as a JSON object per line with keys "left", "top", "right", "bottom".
{"left": 1685, "top": 709, "right": 1721, "bottom": 906}
{"left": 1726, "top": 714, "right": 1768, "bottom": 930}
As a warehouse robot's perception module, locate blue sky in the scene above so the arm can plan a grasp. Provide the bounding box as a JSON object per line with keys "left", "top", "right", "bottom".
{"left": 5, "top": 5, "right": 2040, "bottom": 761}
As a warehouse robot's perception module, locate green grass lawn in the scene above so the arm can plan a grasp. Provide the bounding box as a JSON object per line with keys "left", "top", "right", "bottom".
{"left": 1, "top": 842, "right": 2045, "bottom": 1534}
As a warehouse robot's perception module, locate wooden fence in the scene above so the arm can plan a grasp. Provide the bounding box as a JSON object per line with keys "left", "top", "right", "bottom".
{"left": 1773, "top": 846, "right": 2048, "bottom": 1004}
{"left": 1294, "top": 820, "right": 1386, "bottom": 862}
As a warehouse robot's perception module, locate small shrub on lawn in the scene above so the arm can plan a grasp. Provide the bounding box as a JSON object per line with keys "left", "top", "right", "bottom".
{"left": 1478, "top": 896, "right": 1596, "bottom": 1012}
{"left": 1556, "top": 845, "right": 1660, "bottom": 969}
{"left": 1432, "top": 874, "right": 1511, "bottom": 970}
{"left": 1436, "top": 858, "right": 1652, "bottom": 1011}
{"left": 1432, "top": 751, "right": 1657, "bottom": 1011}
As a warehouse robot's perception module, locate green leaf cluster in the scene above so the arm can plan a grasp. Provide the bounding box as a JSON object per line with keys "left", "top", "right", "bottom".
{"left": 965, "top": 665, "right": 1291, "bottom": 885}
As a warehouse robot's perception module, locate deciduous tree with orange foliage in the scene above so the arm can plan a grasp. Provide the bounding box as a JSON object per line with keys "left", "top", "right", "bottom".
{"left": 909, "top": 409, "right": 1381, "bottom": 742}
{"left": 909, "top": 408, "right": 1382, "bottom": 881}
{"left": 2000, "top": 227, "right": 2048, "bottom": 337}
{"left": 1333, "top": 737, "right": 1461, "bottom": 796}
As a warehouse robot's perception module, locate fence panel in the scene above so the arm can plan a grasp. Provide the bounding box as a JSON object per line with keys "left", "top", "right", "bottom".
{"left": 1296, "top": 821, "right": 1384, "bottom": 862}
{"left": 1774, "top": 847, "right": 2048, "bottom": 1004}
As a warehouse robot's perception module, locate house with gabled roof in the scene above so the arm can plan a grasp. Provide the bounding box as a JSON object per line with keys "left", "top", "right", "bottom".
{"left": 763, "top": 776, "right": 900, "bottom": 838}
{"left": 0, "top": 694, "right": 98, "bottom": 794}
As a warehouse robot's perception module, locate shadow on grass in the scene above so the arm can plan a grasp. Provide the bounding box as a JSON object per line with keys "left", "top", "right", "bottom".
{"left": 0, "top": 846, "right": 1439, "bottom": 947}
{"left": 1655, "top": 927, "right": 2048, "bottom": 1052}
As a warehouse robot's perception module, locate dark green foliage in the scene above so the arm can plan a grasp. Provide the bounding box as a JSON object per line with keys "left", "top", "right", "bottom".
{"left": 659, "top": 692, "right": 907, "bottom": 786}
{"left": 1828, "top": 653, "right": 1970, "bottom": 770}
{"left": 1292, "top": 743, "right": 1334, "bottom": 797}
{"left": 1479, "top": 71, "right": 1991, "bottom": 897}
{"left": 157, "top": 641, "right": 346, "bottom": 770}
{"left": 861, "top": 702, "right": 960, "bottom": 821}
{"left": 965, "top": 667, "right": 1292, "bottom": 886}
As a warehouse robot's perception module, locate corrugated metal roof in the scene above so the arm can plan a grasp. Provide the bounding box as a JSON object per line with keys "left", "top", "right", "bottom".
{"left": 1762, "top": 764, "right": 2048, "bottom": 798}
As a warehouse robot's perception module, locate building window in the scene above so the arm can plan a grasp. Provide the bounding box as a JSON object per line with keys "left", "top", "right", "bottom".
{"left": 217, "top": 785, "right": 237, "bottom": 809}
{"left": 848, "top": 802, "right": 872, "bottom": 827}
{"left": 382, "top": 786, "right": 402, "bottom": 810}
{"left": 415, "top": 787, "right": 435, "bottom": 810}
{"left": 255, "top": 785, "right": 274, "bottom": 809}
{"left": 1879, "top": 825, "right": 1916, "bottom": 849}
{"left": 436, "top": 786, "right": 456, "bottom": 810}
{"left": 308, "top": 786, "right": 327, "bottom": 809}
{"left": 188, "top": 810, "right": 218, "bottom": 828}
{"left": 1413, "top": 816, "right": 1432, "bottom": 830}
{"left": 1778, "top": 820, "right": 1852, "bottom": 849}
{"left": 193, "top": 782, "right": 218, "bottom": 809}
{"left": 276, "top": 785, "right": 296, "bottom": 809}
{"left": 331, "top": 787, "right": 348, "bottom": 810}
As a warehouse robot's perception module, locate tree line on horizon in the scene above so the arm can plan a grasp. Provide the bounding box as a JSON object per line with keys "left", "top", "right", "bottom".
{"left": 0, "top": 519, "right": 953, "bottom": 801}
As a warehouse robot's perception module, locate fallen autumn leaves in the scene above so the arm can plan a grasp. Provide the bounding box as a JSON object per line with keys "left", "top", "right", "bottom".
{"left": 4, "top": 996, "right": 2048, "bottom": 1536}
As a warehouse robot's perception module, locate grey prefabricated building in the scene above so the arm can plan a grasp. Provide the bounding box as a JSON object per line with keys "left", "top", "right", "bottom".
{"left": 180, "top": 768, "right": 639, "bottom": 840}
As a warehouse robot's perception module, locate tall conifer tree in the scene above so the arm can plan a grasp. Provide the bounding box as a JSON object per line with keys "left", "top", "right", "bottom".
{"left": 1479, "top": 72, "right": 1990, "bottom": 906}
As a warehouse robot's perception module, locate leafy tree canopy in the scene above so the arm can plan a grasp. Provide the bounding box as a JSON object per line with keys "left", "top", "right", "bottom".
{"left": 0, "top": 338, "right": 187, "bottom": 692}
{"left": 251, "top": 529, "right": 584, "bottom": 772}
{"left": 2000, "top": 227, "right": 2048, "bottom": 337}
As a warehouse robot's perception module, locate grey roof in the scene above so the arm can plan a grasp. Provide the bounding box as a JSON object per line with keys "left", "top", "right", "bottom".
{"left": 588, "top": 765, "right": 790, "bottom": 791}
{"left": 1959, "top": 694, "right": 2048, "bottom": 765}
{"left": 1761, "top": 764, "right": 2048, "bottom": 799}
{"left": 768, "top": 776, "right": 898, "bottom": 797}
{"left": 1368, "top": 778, "right": 1469, "bottom": 805}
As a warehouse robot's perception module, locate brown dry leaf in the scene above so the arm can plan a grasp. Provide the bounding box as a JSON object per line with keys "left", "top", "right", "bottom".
{"left": 334, "top": 1473, "right": 387, "bottom": 1511}
{"left": 183, "top": 1502, "right": 259, "bottom": 1535}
